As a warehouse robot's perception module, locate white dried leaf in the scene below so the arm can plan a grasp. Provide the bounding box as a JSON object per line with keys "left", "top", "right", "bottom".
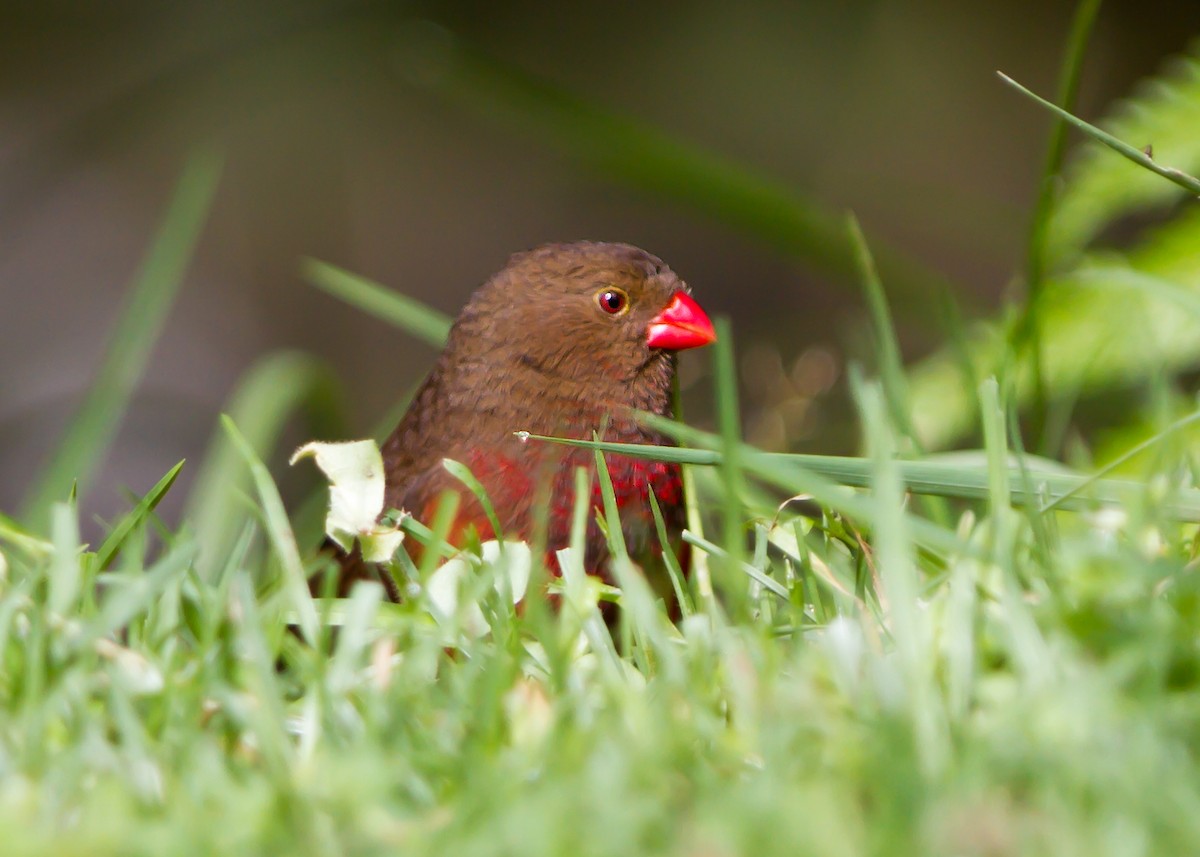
{"left": 290, "top": 439, "right": 405, "bottom": 561}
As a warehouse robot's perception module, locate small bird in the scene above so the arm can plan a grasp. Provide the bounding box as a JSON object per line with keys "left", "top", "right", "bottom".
{"left": 367, "top": 241, "right": 715, "bottom": 597}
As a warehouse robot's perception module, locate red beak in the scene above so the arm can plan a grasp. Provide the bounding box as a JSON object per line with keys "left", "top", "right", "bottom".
{"left": 646, "top": 292, "right": 717, "bottom": 351}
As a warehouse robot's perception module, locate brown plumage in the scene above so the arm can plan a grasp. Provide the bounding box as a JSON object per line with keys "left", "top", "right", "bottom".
{"left": 347, "top": 241, "right": 715, "bottom": 599}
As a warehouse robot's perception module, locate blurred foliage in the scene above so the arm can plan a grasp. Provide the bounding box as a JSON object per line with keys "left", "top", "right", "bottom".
{"left": 909, "top": 41, "right": 1200, "bottom": 449}
{"left": 1049, "top": 44, "right": 1200, "bottom": 261}
{"left": 7, "top": 9, "right": 1200, "bottom": 854}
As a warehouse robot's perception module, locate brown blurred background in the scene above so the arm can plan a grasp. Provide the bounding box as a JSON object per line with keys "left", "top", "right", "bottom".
{"left": 3, "top": 0, "right": 1199, "bottom": 528}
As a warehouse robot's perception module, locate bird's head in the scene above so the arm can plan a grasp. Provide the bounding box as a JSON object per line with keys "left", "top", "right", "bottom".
{"left": 448, "top": 242, "right": 715, "bottom": 408}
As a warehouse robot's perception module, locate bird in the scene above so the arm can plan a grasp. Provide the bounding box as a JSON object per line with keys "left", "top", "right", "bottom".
{"left": 350, "top": 241, "right": 715, "bottom": 601}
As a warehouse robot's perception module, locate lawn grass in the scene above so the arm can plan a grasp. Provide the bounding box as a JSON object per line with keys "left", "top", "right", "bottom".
{"left": 6, "top": 269, "right": 1200, "bottom": 853}
{"left": 7, "top": 13, "right": 1200, "bottom": 855}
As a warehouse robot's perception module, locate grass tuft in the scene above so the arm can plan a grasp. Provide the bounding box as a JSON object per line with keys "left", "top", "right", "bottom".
{"left": 11, "top": 16, "right": 1200, "bottom": 854}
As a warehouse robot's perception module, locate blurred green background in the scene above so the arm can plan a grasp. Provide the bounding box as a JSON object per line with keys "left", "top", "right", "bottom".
{"left": 3, "top": 0, "right": 1199, "bottom": 530}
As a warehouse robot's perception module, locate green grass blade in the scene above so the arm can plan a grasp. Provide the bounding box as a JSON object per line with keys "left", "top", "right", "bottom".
{"left": 47, "top": 501, "right": 82, "bottom": 618}
{"left": 1024, "top": 0, "right": 1102, "bottom": 285}
{"left": 539, "top": 431, "right": 971, "bottom": 557}
{"left": 671, "top": 376, "right": 716, "bottom": 616}
{"left": 79, "top": 541, "right": 196, "bottom": 651}
{"left": 326, "top": 582, "right": 383, "bottom": 693}
{"left": 848, "top": 214, "right": 919, "bottom": 449}
{"left": 1042, "top": 403, "right": 1200, "bottom": 513}
{"left": 1013, "top": 0, "right": 1102, "bottom": 443}
{"left": 398, "top": 516, "right": 458, "bottom": 562}
{"left": 979, "top": 379, "right": 1053, "bottom": 686}
{"left": 681, "top": 532, "right": 788, "bottom": 600}
{"left": 220, "top": 415, "right": 319, "bottom": 646}
{"left": 91, "top": 460, "right": 185, "bottom": 572}
{"left": 416, "top": 492, "right": 461, "bottom": 582}
{"left": 21, "top": 150, "right": 221, "bottom": 529}
{"left": 0, "top": 513, "right": 53, "bottom": 559}
{"left": 560, "top": 465, "right": 623, "bottom": 676}
{"left": 1046, "top": 43, "right": 1200, "bottom": 263}
{"left": 979, "top": 378, "right": 1015, "bottom": 562}
{"left": 593, "top": 445, "right": 628, "bottom": 562}
{"left": 712, "top": 318, "right": 748, "bottom": 617}
{"left": 647, "top": 490, "right": 693, "bottom": 617}
{"left": 442, "top": 458, "right": 503, "bottom": 541}
{"left": 568, "top": 465, "right": 591, "bottom": 562}
{"left": 301, "top": 258, "right": 452, "bottom": 348}
{"left": 855, "top": 376, "right": 944, "bottom": 773}
{"left": 1003, "top": 381, "right": 1054, "bottom": 560}
{"left": 528, "top": 426, "right": 1200, "bottom": 522}
{"left": 998, "top": 71, "right": 1200, "bottom": 196}
{"left": 186, "top": 351, "right": 343, "bottom": 577}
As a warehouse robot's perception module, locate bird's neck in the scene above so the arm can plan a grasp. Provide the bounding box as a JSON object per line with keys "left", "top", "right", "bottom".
{"left": 439, "top": 347, "right": 676, "bottom": 440}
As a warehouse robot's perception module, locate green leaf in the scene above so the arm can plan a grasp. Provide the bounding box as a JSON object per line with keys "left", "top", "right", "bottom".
{"left": 711, "top": 318, "right": 747, "bottom": 607}
{"left": 910, "top": 47, "right": 1200, "bottom": 449}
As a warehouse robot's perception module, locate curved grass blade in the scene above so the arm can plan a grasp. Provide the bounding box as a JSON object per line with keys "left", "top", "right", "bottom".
{"left": 220, "top": 415, "right": 318, "bottom": 646}
{"left": 648, "top": 490, "right": 692, "bottom": 617}
{"left": 855, "top": 377, "right": 944, "bottom": 771}
{"left": 443, "top": 458, "right": 503, "bottom": 541}
{"left": 186, "top": 351, "right": 344, "bottom": 578}
{"left": 0, "top": 513, "right": 53, "bottom": 560}
{"left": 671, "top": 374, "right": 715, "bottom": 615}
{"left": 301, "top": 258, "right": 451, "bottom": 348}
{"left": 21, "top": 150, "right": 221, "bottom": 529}
{"left": 1048, "top": 44, "right": 1200, "bottom": 261}
{"left": 682, "top": 532, "right": 788, "bottom": 600}
{"left": 48, "top": 500, "right": 82, "bottom": 618}
{"left": 593, "top": 445, "right": 627, "bottom": 562}
{"left": 1023, "top": 0, "right": 1102, "bottom": 287}
{"left": 998, "top": 72, "right": 1200, "bottom": 197}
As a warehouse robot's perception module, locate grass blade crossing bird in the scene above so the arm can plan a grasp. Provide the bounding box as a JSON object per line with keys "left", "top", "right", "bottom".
{"left": 341, "top": 241, "right": 716, "bottom": 601}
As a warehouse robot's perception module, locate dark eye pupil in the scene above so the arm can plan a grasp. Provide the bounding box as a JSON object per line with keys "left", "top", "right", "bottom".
{"left": 601, "top": 291, "right": 625, "bottom": 313}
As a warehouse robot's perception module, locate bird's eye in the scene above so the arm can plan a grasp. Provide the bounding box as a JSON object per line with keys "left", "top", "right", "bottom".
{"left": 595, "top": 288, "right": 629, "bottom": 316}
